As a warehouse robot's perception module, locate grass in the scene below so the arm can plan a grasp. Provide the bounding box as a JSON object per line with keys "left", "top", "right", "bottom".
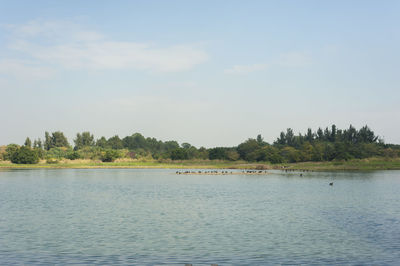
{"left": 0, "top": 157, "right": 400, "bottom": 171}
{"left": 276, "top": 157, "right": 400, "bottom": 171}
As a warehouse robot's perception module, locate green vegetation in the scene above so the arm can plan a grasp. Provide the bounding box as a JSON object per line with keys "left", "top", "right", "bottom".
{"left": 0, "top": 125, "right": 399, "bottom": 170}
{"left": 10, "top": 146, "right": 39, "bottom": 164}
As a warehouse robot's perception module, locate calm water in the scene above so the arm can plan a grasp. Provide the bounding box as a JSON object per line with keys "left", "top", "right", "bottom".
{"left": 1, "top": 169, "right": 400, "bottom": 265}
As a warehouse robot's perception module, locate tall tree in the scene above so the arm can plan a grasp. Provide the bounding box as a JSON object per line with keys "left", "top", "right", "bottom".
{"left": 285, "top": 128, "right": 295, "bottom": 146}
{"left": 24, "top": 137, "right": 32, "bottom": 148}
{"left": 33, "top": 139, "right": 42, "bottom": 149}
{"left": 96, "top": 136, "right": 108, "bottom": 148}
{"left": 51, "top": 131, "right": 70, "bottom": 148}
{"left": 330, "top": 124, "right": 337, "bottom": 142}
{"left": 256, "top": 134, "right": 266, "bottom": 146}
{"left": 44, "top": 131, "right": 69, "bottom": 150}
{"left": 44, "top": 132, "right": 51, "bottom": 150}
{"left": 74, "top": 132, "right": 95, "bottom": 150}
{"left": 305, "top": 128, "right": 314, "bottom": 142}
{"left": 107, "top": 135, "right": 124, "bottom": 149}
{"left": 316, "top": 127, "right": 324, "bottom": 140}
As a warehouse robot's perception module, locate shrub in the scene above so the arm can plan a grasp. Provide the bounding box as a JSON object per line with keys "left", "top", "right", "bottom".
{"left": 4, "top": 144, "right": 19, "bottom": 161}
{"left": 46, "top": 147, "right": 71, "bottom": 159}
{"left": 46, "top": 158, "right": 59, "bottom": 164}
{"left": 101, "top": 149, "right": 121, "bottom": 162}
{"left": 66, "top": 151, "right": 81, "bottom": 160}
{"left": 11, "top": 146, "right": 39, "bottom": 164}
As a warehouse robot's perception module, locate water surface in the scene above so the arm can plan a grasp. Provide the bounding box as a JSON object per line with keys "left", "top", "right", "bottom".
{"left": 1, "top": 169, "right": 399, "bottom": 265}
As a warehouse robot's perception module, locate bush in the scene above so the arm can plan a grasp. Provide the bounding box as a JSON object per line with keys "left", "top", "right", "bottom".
{"left": 101, "top": 149, "right": 121, "bottom": 162}
{"left": 46, "top": 158, "right": 59, "bottom": 164}
{"left": 46, "top": 147, "right": 71, "bottom": 159}
{"left": 4, "top": 144, "right": 19, "bottom": 161}
{"left": 66, "top": 151, "right": 81, "bottom": 160}
{"left": 11, "top": 146, "right": 39, "bottom": 164}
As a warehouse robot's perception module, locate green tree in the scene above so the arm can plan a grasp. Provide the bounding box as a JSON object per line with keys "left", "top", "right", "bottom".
{"left": 44, "top": 131, "right": 69, "bottom": 150}
{"left": 11, "top": 146, "right": 39, "bottom": 164}
{"left": 330, "top": 124, "right": 337, "bottom": 142}
{"left": 237, "top": 138, "right": 261, "bottom": 161}
{"left": 74, "top": 131, "right": 95, "bottom": 150}
{"left": 101, "top": 149, "right": 121, "bottom": 162}
{"left": 44, "top": 132, "right": 51, "bottom": 150}
{"left": 276, "top": 132, "right": 286, "bottom": 145}
{"left": 107, "top": 135, "right": 124, "bottom": 149}
{"left": 280, "top": 146, "right": 301, "bottom": 163}
{"left": 260, "top": 146, "right": 283, "bottom": 163}
{"left": 316, "top": 127, "right": 324, "bottom": 140}
{"left": 51, "top": 131, "right": 69, "bottom": 148}
{"left": 285, "top": 128, "right": 295, "bottom": 146}
{"left": 96, "top": 136, "right": 109, "bottom": 148}
{"left": 4, "top": 144, "right": 19, "bottom": 161}
{"left": 208, "top": 147, "right": 227, "bottom": 160}
{"left": 122, "top": 133, "right": 147, "bottom": 150}
{"left": 24, "top": 137, "right": 32, "bottom": 148}
{"left": 170, "top": 148, "right": 188, "bottom": 160}
{"left": 256, "top": 134, "right": 266, "bottom": 146}
{"left": 305, "top": 128, "right": 314, "bottom": 142}
{"left": 33, "top": 139, "right": 43, "bottom": 149}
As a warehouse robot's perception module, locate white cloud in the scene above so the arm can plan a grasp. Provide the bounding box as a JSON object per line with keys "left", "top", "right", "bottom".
{"left": 2, "top": 20, "right": 208, "bottom": 73}
{"left": 0, "top": 59, "right": 55, "bottom": 80}
{"left": 277, "top": 52, "right": 312, "bottom": 67}
{"left": 224, "top": 52, "right": 311, "bottom": 74}
{"left": 224, "top": 63, "right": 269, "bottom": 74}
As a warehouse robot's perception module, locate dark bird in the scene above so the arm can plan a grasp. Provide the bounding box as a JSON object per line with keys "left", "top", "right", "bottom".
{"left": 329, "top": 182, "right": 333, "bottom": 186}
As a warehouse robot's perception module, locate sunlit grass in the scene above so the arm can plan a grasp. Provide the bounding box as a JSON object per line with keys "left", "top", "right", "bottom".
{"left": 0, "top": 157, "right": 399, "bottom": 171}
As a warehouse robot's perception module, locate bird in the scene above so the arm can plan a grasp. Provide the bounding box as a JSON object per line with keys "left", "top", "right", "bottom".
{"left": 329, "top": 182, "right": 333, "bottom": 186}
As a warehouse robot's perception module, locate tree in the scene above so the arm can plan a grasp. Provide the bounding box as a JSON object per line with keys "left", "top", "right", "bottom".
{"left": 163, "top": 141, "right": 180, "bottom": 152}
{"left": 285, "top": 128, "right": 295, "bottom": 146}
{"left": 208, "top": 147, "right": 227, "bottom": 160}
{"left": 170, "top": 148, "right": 188, "bottom": 160}
{"left": 44, "top": 132, "right": 51, "bottom": 150}
{"left": 280, "top": 146, "right": 301, "bottom": 163}
{"left": 96, "top": 136, "right": 108, "bottom": 148}
{"left": 74, "top": 131, "right": 95, "bottom": 150}
{"left": 51, "top": 131, "right": 69, "bottom": 148}
{"left": 344, "top": 125, "right": 357, "bottom": 143}
{"left": 44, "top": 131, "right": 69, "bottom": 150}
{"left": 181, "top": 142, "right": 192, "bottom": 149}
{"left": 305, "top": 128, "right": 314, "bottom": 142}
{"left": 357, "top": 125, "right": 378, "bottom": 143}
{"left": 316, "top": 127, "right": 324, "bottom": 140}
{"left": 276, "top": 132, "right": 286, "bottom": 145}
{"left": 324, "top": 127, "right": 331, "bottom": 142}
{"left": 256, "top": 134, "right": 266, "bottom": 146}
{"left": 330, "top": 124, "right": 337, "bottom": 142}
{"left": 24, "top": 137, "right": 32, "bottom": 148}
{"left": 4, "top": 144, "right": 19, "bottom": 161}
{"left": 11, "top": 146, "right": 39, "bottom": 164}
{"left": 107, "top": 135, "right": 124, "bottom": 149}
{"left": 122, "top": 133, "right": 147, "bottom": 150}
{"left": 260, "top": 146, "right": 283, "bottom": 163}
{"left": 237, "top": 138, "right": 261, "bottom": 161}
{"left": 33, "top": 139, "right": 43, "bottom": 149}
{"left": 101, "top": 149, "right": 121, "bottom": 162}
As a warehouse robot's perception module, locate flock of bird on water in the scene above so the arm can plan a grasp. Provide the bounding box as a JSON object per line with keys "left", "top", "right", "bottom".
{"left": 175, "top": 169, "right": 334, "bottom": 186}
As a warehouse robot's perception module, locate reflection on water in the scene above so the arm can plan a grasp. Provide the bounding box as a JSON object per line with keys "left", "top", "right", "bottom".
{"left": 0, "top": 169, "right": 399, "bottom": 265}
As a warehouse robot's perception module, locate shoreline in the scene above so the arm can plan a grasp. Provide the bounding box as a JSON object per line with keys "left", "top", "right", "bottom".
{"left": 1, "top": 157, "right": 400, "bottom": 171}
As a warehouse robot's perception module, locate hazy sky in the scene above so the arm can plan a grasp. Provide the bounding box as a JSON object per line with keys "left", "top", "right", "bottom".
{"left": 0, "top": 0, "right": 399, "bottom": 147}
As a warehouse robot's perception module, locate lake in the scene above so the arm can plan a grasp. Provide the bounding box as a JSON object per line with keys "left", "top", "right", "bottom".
{"left": 0, "top": 169, "right": 400, "bottom": 265}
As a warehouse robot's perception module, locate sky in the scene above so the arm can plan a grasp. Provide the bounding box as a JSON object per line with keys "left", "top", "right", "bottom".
{"left": 0, "top": 0, "right": 399, "bottom": 147}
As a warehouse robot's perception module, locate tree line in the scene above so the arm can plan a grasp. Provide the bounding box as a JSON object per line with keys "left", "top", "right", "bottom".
{"left": 1, "top": 125, "right": 399, "bottom": 164}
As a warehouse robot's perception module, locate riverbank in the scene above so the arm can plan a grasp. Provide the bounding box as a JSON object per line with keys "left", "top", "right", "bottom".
{"left": 1, "top": 157, "right": 400, "bottom": 171}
